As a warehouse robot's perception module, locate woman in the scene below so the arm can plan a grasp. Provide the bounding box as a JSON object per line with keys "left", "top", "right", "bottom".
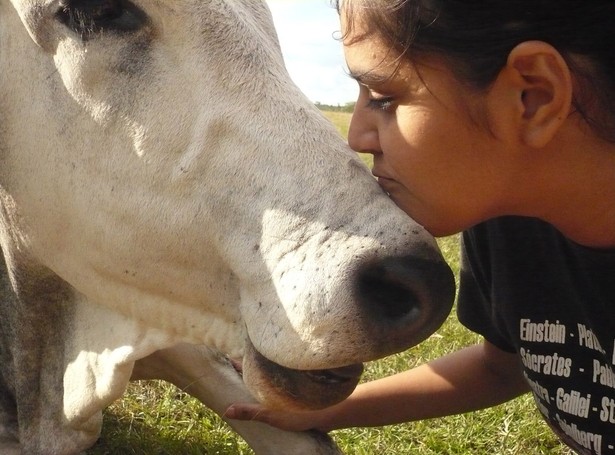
{"left": 226, "top": 1, "right": 615, "bottom": 453}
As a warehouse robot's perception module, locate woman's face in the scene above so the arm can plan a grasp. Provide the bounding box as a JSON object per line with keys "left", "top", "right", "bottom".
{"left": 342, "top": 19, "right": 520, "bottom": 236}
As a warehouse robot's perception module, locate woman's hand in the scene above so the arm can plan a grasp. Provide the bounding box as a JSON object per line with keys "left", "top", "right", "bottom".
{"left": 224, "top": 403, "right": 334, "bottom": 433}
{"left": 225, "top": 342, "right": 529, "bottom": 434}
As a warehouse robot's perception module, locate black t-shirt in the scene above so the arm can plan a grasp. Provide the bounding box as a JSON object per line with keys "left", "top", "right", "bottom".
{"left": 458, "top": 216, "right": 615, "bottom": 455}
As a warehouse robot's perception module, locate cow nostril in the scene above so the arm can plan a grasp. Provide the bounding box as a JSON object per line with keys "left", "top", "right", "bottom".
{"left": 349, "top": 254, "right": 454, "bottom": 361}
{"left": 356, "top": 258, "right": 422, "bottom": 321}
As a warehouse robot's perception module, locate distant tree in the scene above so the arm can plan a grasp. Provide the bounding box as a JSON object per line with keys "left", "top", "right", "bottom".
{"left": 315, "top": 101, "right": 355, "bottom": 113}
{"left": 342, "top": 101, "right": 355, "bottom": 113}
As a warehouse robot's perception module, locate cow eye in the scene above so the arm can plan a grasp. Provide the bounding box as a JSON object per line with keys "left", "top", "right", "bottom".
{"left": 57, "top": 0, "right": 147, "bottom": 39}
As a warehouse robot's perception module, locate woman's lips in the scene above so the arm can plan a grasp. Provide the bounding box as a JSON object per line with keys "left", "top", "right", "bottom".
{"left": 374, "top": 175, "right": 396, "bottom": 194}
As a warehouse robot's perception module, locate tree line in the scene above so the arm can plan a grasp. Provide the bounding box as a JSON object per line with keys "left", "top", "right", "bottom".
{"left": 315, "top": 101, "right": 355, "bottom": 113}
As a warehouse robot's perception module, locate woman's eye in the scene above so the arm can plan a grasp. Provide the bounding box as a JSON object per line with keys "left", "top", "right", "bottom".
{"left": 366, "top": 96, "right": 395, "bottom": 112}
{"left": 57, "top": 0, "right": 147, "bottom": 39}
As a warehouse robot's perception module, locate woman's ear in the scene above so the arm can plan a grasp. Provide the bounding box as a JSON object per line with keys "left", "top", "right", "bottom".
{"left": 489, "top": 41, "right": 573, "bottom": 149}
{"left": 510, "top": 41, "right": 574, "bottom": 147}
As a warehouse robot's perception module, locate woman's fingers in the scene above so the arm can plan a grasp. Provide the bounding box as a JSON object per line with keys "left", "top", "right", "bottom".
{"left": 224, "top": 403, "right": 326, "bottom": 432}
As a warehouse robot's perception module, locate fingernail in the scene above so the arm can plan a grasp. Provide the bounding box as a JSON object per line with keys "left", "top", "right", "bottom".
{"left": 223, "top": 406, "right": 236, "bottom": 419}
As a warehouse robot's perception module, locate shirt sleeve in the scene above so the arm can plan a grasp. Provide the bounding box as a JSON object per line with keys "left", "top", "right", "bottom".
{"left": 457, "top": 227, "right": 517, "bottom": 353}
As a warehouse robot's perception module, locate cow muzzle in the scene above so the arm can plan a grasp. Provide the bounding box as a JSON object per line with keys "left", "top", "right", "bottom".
{"left": 237, "top": 246, "right": 455, "bottom": 410}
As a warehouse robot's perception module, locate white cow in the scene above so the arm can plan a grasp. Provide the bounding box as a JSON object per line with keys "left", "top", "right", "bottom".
{"left": 0, "top": 1, "right": 455, "bottom": 454}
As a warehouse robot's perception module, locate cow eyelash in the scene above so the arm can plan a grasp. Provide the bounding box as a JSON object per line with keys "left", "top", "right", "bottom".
{"left": 56, "top": 0, "right": 147, "bottom": 40}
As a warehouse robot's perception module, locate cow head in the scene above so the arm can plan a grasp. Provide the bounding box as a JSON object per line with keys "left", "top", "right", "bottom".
{"left": 0, "top": 0, "right": 454, "bottom": 451}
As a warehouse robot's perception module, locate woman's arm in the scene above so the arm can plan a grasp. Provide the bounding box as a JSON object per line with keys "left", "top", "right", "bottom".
{"left": 224, "top": 340, "right": 530, "bottom": 432}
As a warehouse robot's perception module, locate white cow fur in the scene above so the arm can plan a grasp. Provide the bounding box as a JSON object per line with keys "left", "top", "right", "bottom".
{"left": 0, "top": 1, "right": 454, "bottom": 454}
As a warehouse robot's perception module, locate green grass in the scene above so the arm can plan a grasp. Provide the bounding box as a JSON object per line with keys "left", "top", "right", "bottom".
{"left": 323, "top": 111, "right": 353, "bottom": 140}
{"left": 87, "top": 111, "right": 571, "bottom": 455}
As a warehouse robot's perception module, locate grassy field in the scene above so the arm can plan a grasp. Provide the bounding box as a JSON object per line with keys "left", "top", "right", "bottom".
{"left": 88, "top": 110, "right": 571, "bottom": 455}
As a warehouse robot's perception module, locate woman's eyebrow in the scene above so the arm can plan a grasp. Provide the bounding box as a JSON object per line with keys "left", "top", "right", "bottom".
{"left": 348, "top": 69, "right": 392, "bottom": 85}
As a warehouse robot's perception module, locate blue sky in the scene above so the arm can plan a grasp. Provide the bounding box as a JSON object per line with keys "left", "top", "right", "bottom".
{"left": 265, "top": 0, "right": 358, "bottom": 106}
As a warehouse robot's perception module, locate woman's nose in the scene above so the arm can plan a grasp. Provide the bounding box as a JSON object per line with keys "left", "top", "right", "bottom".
{"left": 347, "top": 107, "right": 381, "bottom": 155}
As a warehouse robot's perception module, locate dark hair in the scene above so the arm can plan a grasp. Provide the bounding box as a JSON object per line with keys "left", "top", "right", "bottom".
{"left": 333, "top": 0, "right": 615, "bottom": 141}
